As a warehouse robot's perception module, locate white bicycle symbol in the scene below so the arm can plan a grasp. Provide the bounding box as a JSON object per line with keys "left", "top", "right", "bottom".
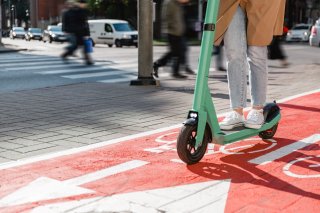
{"left": 283, "top": 155, "right": 320, "bottom": 178}
{"left": 218, "top": 138, "right": 277, "bottom": 155}
{"left": 144, "top": 132, "right": 178, "bottom": 153}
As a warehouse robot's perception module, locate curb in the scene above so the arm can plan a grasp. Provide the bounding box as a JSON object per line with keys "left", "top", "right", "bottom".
{"left": 0, "top": 48, "right": 27, "bottom": 53}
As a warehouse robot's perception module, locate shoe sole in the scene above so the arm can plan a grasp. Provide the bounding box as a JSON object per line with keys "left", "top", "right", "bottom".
{"left": 220, "top": 122, "right": 244, "bottom": 130}
{"left": 244, "top": 123, "right": 263, "bottom": 129}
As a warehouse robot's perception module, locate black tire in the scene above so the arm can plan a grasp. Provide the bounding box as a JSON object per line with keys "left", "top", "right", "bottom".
{"left": 115, "top": 40, "right": 122, "bottom": 48}
{"left": 176, "top": 125, "right": 210, "bottom": 164}
{"left": 108, "top": 44, "right": 113, "bottom": 48}
{"left": 259, "top": 124, "right": 278, "bottom": 139}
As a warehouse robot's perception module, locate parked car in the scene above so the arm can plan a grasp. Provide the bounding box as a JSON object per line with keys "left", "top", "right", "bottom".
{"left": 25, "top": 28, "right": 43, "bottom": 41}
{"left": 309, "top": 19, "right": 320, "bottom": 47}
{"left": 286, "top": 24, "right": 312, "bottom": 42}
{"left": 9, "top": 27, "right": 26, "bottom": 39}
{"left": 42, "top": 25, "right": 68, "bottom": 43}
{"left": 88, "top": 19, "right": 138, "bottom": 48}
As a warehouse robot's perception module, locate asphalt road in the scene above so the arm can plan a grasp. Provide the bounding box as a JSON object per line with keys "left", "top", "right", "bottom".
{"left": 1, "top": 37, "right": 319, "bottom": 93}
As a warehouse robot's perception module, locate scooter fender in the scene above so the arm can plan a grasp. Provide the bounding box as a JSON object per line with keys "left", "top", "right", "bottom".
{"left": 263, "top": 102, "right": 281, "bottom": 122}
{"left": 183, "top": 118, "right": 198, "bottom": 126}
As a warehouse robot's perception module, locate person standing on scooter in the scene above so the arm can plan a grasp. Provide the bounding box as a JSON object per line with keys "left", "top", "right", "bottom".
{"left": 153, "top": 0, "right": 190, "bottom": 79}
{"left": 215, "top": 0, "right": 286, "bottom": 130}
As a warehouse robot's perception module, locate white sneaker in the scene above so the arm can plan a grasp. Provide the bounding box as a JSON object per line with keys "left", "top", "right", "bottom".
{"left": 245, "top": 109, "right": 265, "bottom": 129}
{"left": 220, "top": 111, "right": 244, "bottom": 130}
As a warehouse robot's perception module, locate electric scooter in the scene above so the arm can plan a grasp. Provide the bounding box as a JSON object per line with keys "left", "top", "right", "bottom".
{"left": 176, "top": 0, "right": 281, "bottom": 164}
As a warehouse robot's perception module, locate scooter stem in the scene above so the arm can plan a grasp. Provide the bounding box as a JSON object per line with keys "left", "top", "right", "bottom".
{"left": 192, "top": 0, "right": 221, "bottom": 146}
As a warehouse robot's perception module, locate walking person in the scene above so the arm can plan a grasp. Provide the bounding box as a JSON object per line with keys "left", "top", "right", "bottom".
{"left": 180, "top": 3, "right": 195, "bottom": 75}
{"left": 153, "top": 0, "right": 190, "bottom": 79}
{"left": 181, "top": 36, "right": 195, "bottom": 74}
{"left": 268, "top": 27, "right": 289, "bottom": 68}
{"left": 61, "top": 0, "right": 93, "bottom": 65}
{"left": 215, "top": 0, "right": 286, "bottom": 130}
{"left": 212, "top": 43, "right": 226, "bottom": 71}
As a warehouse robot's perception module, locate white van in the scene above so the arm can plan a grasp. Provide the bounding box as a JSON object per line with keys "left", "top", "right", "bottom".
{"left": 88, "top": 19, "right": 138, "bottom": 48}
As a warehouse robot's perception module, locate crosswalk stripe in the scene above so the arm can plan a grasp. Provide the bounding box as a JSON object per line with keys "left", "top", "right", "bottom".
{"left": 98, "top": 75, "right": 137, "bottom": 83}
{"left": 2, "top": 53, "right": 139, "bottom": 84}
{"left": 5, "top": 63, "right": 89, "bottom": 70}
{"left": 0, "top": 57, "right": 57, "bottom": 63}
{"left": 3, "top": 61, "right": 66, "bottom": 69}
{"left": 40, "top": 64, "right": 137, "bottom": 75}
{"left": 4, "top": 61, "right": 115, "bottom": 71}
{"left": 61, "top": 70, "right": 134, "bottom": 79}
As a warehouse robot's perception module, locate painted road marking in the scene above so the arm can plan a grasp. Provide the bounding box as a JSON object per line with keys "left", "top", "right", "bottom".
{"left": 62, "top": 70, "right": 134, "bottom": 79}
{"left": 0, "top": 160, "right": 148, "bottom": 207}
{"left": 283, "top": 155, "right": 320, "bottom": 178}
{"left": 219, "top": 138, "right": 277, "bottom": 155}
{"left": 97, "top": 75, "right": 137, "bottom": 83}
{"left": 249, "top": 134, "right": 320, "bottom": 165}
{"left": 31, "top": 180, "right": 231, "bottom": 213}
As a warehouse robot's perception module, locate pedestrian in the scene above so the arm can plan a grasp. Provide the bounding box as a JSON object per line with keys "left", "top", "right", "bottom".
{"left": 180, "top": 3, "right": 195, "bottom": 75}
{"left": 61, "top": 0, "right": 93, "bottom": 65}
{"left": 215, "top": 0, "right": 286, "bottom": 130}
{"left": 181, "top": 36, "right": 195, "bottom": 74}
{"left": 212, "top": 43, "right": 226, "bottom": 71}
{"left": 268, "top": 27, "right": 289, "bottom": 68}
{"left": 153, "top": 0, "right": 190, "bottom": 79}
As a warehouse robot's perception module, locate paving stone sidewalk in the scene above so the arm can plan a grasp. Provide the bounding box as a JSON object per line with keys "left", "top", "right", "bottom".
{"left": 0, "top": 58, "right": 319, "bottom": 163}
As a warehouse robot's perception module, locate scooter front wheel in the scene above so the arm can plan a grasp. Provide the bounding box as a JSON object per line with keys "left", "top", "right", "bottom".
{"left": 176, "top": 125, "right": 209, "bottom": 164}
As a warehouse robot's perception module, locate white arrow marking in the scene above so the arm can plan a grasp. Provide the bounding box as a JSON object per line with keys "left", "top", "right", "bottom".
{"left": 0, "top": 160, "right": 148, "bottom": 207}
{"left": 31, "top": 180, "right": 231, "bottom": 213}
{"left": 249, "top": 134, "right": 320, "bottom": 165}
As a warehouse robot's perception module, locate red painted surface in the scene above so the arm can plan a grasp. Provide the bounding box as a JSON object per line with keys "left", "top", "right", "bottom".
{"left": 0, "top": 92, "right": 319, "bottom": 212}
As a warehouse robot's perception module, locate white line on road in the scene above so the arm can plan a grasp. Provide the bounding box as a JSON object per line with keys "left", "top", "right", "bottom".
{"left": 5, "top": 61, "right": 115, "bottom": 71}
{"left": 65, "top": 160, "right": 148, "bottom": 186}
{"left": 97, "top": 75, "right": 137, "bottom": 83}
{"left": 62, "top": 70, "right": 135, "bottom": 79}
{"left": 249, "top": 134, "right": 320, "bottom": 165}
{"left": 40, "top": 63, "right": 137, "bottom": 75}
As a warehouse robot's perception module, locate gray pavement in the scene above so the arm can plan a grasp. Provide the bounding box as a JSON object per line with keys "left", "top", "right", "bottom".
{"left": 0, "top": 44, "right": 319, "bottom": 164}
{"left": 0, "top": 43, "right": 26, "bottom": 53}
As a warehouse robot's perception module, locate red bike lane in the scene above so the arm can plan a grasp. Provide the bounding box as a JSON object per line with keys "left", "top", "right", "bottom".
{"left": 0, "top": 92, "right": 319, "bottom": 212}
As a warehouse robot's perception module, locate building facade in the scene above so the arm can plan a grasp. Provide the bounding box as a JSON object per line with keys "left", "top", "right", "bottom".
{"left": 30, "top": 0, "right": 65, "bottom": 29}
{"left": 286, "top": 0, "right": 320, "bottom": 27}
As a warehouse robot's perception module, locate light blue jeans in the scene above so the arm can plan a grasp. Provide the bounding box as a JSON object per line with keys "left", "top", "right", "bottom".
{"left": 224, "top": 7, "right": 268, "bottom": 109}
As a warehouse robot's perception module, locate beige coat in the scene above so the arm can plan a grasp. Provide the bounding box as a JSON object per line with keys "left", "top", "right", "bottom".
{"left": 214, "top": 0, "right": 286, "bottom": 46}
{"left": 162, "top": 0, "right": 185, "bottom": 36}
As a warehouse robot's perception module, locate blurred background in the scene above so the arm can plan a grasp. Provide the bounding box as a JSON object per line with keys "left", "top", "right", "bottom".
{"left": 1, "top": 0, "right": 319, "bottom": 40}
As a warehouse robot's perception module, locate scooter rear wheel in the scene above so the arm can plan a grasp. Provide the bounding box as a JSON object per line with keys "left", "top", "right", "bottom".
{"left": 259, "top": 124, "right": 278, "bottom": 139}
{"left": 177, "top": 125, "right": 210, "bottom": 164}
